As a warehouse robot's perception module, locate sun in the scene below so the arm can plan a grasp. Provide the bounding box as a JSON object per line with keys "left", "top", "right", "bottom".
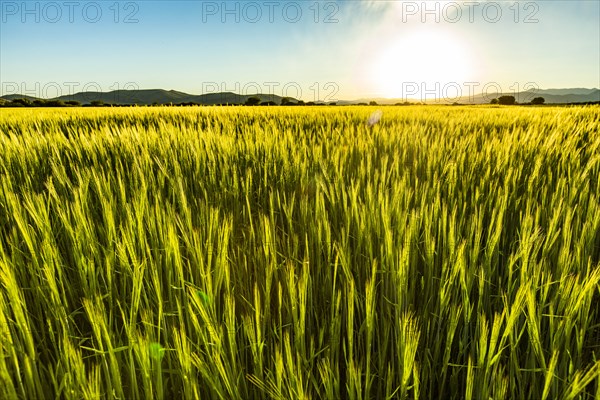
{"left": 367, "top": 28, "right": 474, "bottom": 100}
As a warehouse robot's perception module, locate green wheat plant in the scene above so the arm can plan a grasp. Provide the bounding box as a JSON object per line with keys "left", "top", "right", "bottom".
{"left": 0, "top": 105, "right": 599, "bottom": 399}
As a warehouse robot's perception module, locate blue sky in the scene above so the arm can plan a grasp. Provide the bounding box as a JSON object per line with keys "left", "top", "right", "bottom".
{"left": 1, "top": 0, "right": 599, "bottom": 100}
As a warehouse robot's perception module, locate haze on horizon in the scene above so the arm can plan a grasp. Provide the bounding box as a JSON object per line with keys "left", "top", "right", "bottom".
{"left": 1, "top": 0, "right": 599, "bottom": 102}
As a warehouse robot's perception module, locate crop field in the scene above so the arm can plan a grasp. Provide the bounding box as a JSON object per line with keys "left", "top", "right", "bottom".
{"left": 0, "top": 105, "right": 599, "bottom": 399}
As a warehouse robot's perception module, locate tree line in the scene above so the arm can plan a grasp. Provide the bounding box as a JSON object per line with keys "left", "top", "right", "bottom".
{"left": 1, "top": 96, "right": 550, "bottom": 107}
{"left": 490, "top": 96, "right": 546, "bottom": 105}
{"left": 0, "top": 97, "right": 338, "bottom": 107}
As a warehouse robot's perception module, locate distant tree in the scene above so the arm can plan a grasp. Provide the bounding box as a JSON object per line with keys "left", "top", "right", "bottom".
{"left": 357, "top": 102, "right": 368, "bottom": 106}
{"left": 260, "top": 101, "right": 277, "bottom": 106}
{"left": 497, "top": 96, "right": 516, "bottom": 105}
{"left": 65, "top": 100, "right": 81, "bottom": 106}
{"left": 33, "top": 99, "right": 47, "bottom": 106}
{"left": 46, "top": 100, "right": 65, "bottom": 107}
{"left": 369, "top": 101, "right": 378, "bottom": 106}
{"left": 281, "top": 97, "right": 294, "bottom": 105}
{"left": 531, "top": 97, "right": 545, "bottom": 105}
{"left": 245, "top": 96, "right": 261, "bottom": 106}
{"left": 296, "top": 100, "right": 305, "bottom": 106}
{"left": 306, "top": 101, "right": 316, "bottom": 106}
{"left": 328, "top": 102, "right": 337, "bottom": 106}
{"left": 91, "top": 100, "right": 104, "bottom": 107}
{"left": 11, "top": 98, "right": 32, "bottom": 106}
{"left": 490, "top": 98, "right": 499, "bottom": 104}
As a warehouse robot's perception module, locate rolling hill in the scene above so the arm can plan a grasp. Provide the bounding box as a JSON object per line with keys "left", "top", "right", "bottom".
{"left": 1, "top": 89, "right": 295, "bottom": 105}
{"left": 338, "top": 89, "right": 600, "bottom": 105}
{"left": 1, "top": 88, "right": 598, "bottom": 106}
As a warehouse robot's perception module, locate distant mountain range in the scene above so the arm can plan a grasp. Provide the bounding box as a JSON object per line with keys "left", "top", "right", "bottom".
{"left": 340, "top": 88, "right": 600, "bottom": 105}
{"left": 1, "top": 88, "right": 599, "bottom": 106}
{"left": 0, "top": 89, "right": 295, "bottom": 106}
{"left": 455, "top": 88, "right": 600, "bottom": 105}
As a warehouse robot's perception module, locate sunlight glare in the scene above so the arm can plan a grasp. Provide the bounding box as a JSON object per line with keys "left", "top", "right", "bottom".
{"left": 368, "top": 28, "right": 474, "bottom": 99}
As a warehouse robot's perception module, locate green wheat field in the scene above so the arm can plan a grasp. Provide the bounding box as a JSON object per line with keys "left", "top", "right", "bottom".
{"left": 0, "top": 105, "right": 599, "bottom": 399}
